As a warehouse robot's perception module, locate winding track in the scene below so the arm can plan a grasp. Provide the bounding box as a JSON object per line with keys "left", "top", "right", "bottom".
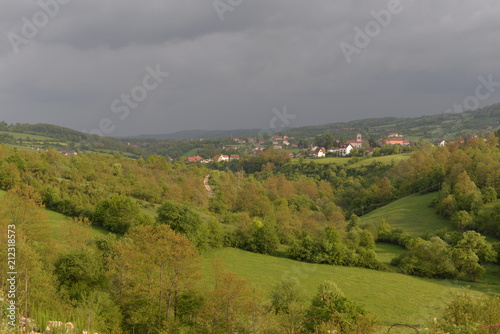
{"left": 204, "top": 174, "right": 215, "bottom": 196}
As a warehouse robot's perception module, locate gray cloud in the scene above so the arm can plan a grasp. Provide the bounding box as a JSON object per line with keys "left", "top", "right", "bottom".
{"left": 1, "top": 0, "right": 500, "bottom": 136}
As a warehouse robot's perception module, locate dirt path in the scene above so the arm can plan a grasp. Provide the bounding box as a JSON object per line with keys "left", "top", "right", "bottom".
{"left": 204, "top": 174, "right": 215, "bottom": 196}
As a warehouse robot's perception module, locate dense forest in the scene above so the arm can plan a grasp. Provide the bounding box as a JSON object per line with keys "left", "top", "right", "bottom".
{"left": 1, "top": 129, "right": 500, "bottom": 333}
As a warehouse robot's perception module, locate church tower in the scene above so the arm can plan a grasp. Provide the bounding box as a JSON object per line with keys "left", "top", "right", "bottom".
{"left": 357, "top": 133, "right": 362, "bottom": 142}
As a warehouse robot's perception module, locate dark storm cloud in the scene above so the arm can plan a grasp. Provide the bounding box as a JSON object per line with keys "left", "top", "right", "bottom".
{"left": 1, "top": 0, "right": 500, "bottom": 136}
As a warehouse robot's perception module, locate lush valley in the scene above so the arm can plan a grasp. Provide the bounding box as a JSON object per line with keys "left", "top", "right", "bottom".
{"left": 1, "top": 106, "right": 500, "bottom": 333}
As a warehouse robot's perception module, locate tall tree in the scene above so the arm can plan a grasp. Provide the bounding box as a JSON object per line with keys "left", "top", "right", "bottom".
{"left": 199, "top": 262, "right": 260, "bottom": 334}
{"left": 110, "top": 225, "right": 200, "bottom": 332}
{"left": 270, "top": 276, "right": 306, "bottom": 314}
{"left": 305, "top": 281, "right": 377, "bottom": 334}
{"left": 93, "top": 194, "right": 149, "bottom": 234}
{"left": 156, "top": 200, "right": 208, "bottom": 249}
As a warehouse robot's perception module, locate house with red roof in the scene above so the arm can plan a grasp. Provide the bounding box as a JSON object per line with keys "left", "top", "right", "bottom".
{"left": 384, "top": 138, "right": 410, "bottom": 146}
{"left": 311, "top": 147, "right": 326, "bottom": 158}
{"left": 187, "top": 156, "right": 203, "bottom": 162}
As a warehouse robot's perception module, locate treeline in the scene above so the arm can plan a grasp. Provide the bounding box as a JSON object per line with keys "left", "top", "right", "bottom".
{"left": 124, "top": 136, "right": 236, "bottom": 159}
{"left": 209, "top": 149, "right": 397, "bottom": 216}
{"left": 392, "top": 134, "right": 500, "bottom": 237}
{"left": 0, "top": 146, "right": 209, "bottom": 217}
{"left": 388, "top": 227, "right": 497, "bottom": 282}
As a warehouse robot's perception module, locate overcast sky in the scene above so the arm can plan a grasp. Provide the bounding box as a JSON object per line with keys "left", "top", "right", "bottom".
{"left": 1, "top": 0, "right": 500, "bottom": 136}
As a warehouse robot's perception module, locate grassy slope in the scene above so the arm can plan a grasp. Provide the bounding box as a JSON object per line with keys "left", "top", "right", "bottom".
{"left": 0, "top": 131, "right": 56, "bottom": 141}
{"left": 0, "top": 189, "right": 108, "bottom": 252}
{"left": 300, "top": 153, "right": 412, "bottom": 166}
{"left": 361, "top": 193, "right": 450, "bottom": 236}
{"left": 201, "top": 247, "right": 494, "bottom": 327}
{"left": 375, "top": 242, "right": 405, "bottom": 267}
{"left": 45, "top": 210, "right": 108, "bottom": 247}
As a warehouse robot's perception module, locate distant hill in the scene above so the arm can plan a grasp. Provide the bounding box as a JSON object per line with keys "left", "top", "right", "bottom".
{"left": 137, "top": 128, "right": 266, "bottom": 140}
{"left": 264, "top": 103, "right": 500, "bottom": 140}
{"left": 137, "top": 103, "right": 500, "bottom": 140}
{"left": 0, "top": 122, "right": 146, "bottom": 158}
{"left": 2, "top": 103, "right": 499, "bottom": 159}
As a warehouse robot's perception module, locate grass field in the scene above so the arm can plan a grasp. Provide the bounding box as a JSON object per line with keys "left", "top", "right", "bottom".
{"left": 183, "top": 148, "right": 201, "bottom": 157}
{"left": 0, "top": 189, "right": 108, "bottom": 252}
{"left": 201, "top": 247, "right": 497, "bottom": 328}
{"left": 361, "top": 192, "right": 451, "bottom": 236}
{"left": 375, "top": 242, "right": 405, "bottom": 268}
{"left": 45, "top": 209, "right": 108, "bottom": 246}
{"left": 300, "top": 153, "right": 412, "bottom": 166}
{"left": 3, "top": 144, "right": 39, "bottom": 151}
{"left": 0, "top": 131, "right": 56, "bottom": 141}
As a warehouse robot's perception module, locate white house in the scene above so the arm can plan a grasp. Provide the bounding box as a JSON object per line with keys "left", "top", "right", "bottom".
{"left": 436, "top": 140, "right": 446, "bottom": 147}
{"left": 214, "top": 154, "right": 229, "bottom": 162}
{"left": 312, "top": 147, "right": 326, "bottom": 158}
{"left": 329, "top": 144, "right": 353, "bottom": 157}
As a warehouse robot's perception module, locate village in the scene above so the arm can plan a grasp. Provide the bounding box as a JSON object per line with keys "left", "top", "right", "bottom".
{"left": 185, "top": 132, "right": 432, "bottom": 163}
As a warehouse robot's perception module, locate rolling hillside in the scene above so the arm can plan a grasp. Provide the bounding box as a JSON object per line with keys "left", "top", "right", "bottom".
{"left": 2, "top": 103, "right": 499, "bottom": 160}
{"left": 360, "top": 192, "right": 451, "bottom": 236}
{"left": 137, "top": 103, "right": 500, "bottom": 141}
{"left": 201, "top": 247, "right": 496, "bottom": 327}
{"left": 2, "top": 187, "right": 499, "bottom": 331}
{"left": 0, "top": 123, "right": 145, "bottom": 158}
{"left": 0, "top": 189, "right": 108, "bottom": 253}
{"left": 301, "top": 153, "right": 412, "bottom": 166}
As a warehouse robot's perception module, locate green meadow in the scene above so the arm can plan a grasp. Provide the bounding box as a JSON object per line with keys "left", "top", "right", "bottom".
{"left": 361, "top": 192, "right": 451, "bottom": 236}
{"left": 201, "top": 247, "right": 495, "bottom": 328}
{"left": 0, "top": 131, "right": 56, "bottom": 141}
{"left": 0, "top": 189, "right": 108, "bottom": 252}
{"left": 301, "top": 153, "right": 412, "bottom": 166}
